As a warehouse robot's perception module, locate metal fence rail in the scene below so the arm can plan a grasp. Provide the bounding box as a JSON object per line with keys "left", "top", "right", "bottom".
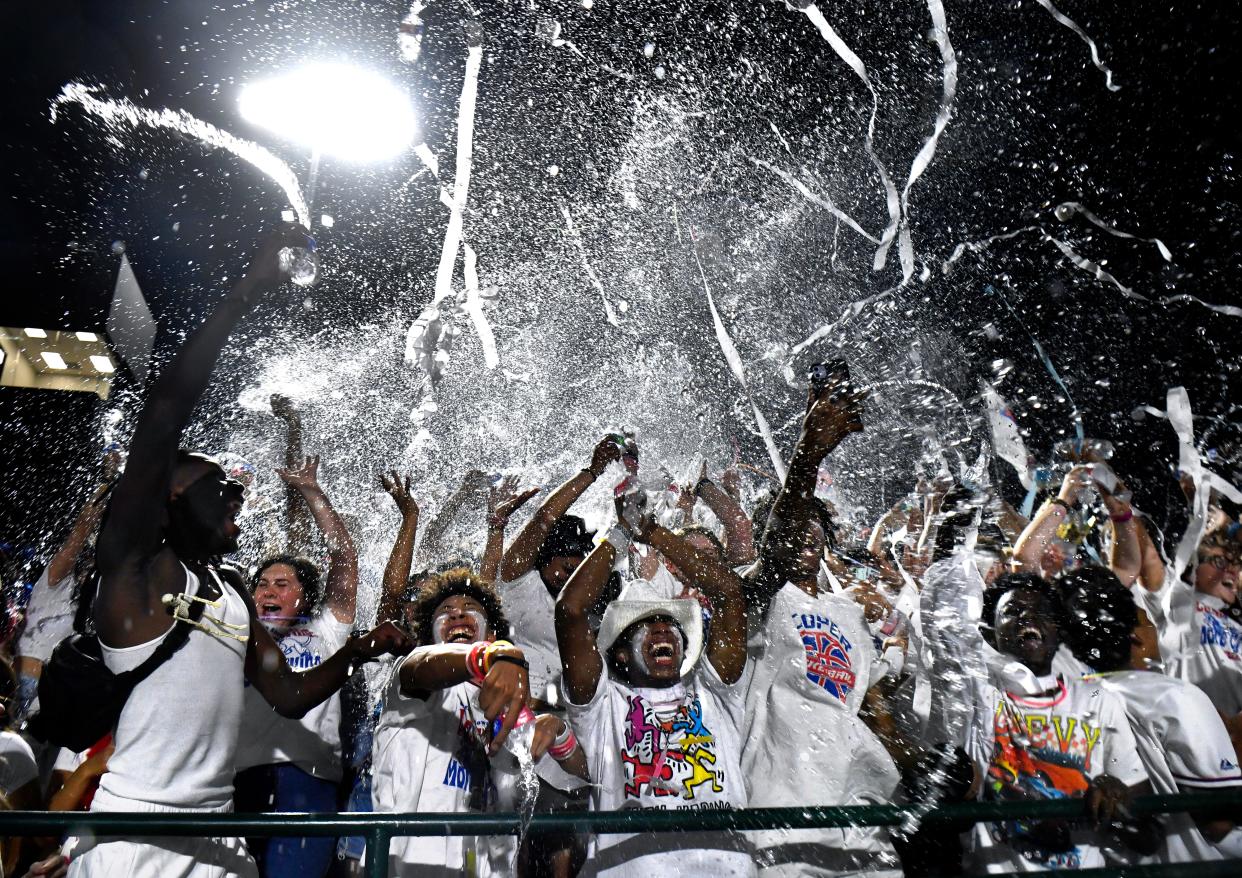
{"left": 3, "top": 789, "right": 1241, "bottom": 878}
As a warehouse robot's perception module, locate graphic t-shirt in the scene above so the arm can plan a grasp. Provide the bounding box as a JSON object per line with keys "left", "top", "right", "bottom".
{"left": 743, "top": 583, "right": 901, "bottom": 875}
{"left": 1097, "top": 670, "right": 1242, "bottom": 863}
{"left": 566, "top": 662, "right": 755, "bottom": 878}
{"left": 964, "top": 676, "right": 1148, "bottom": 872}
{"left": 371, "top": 660, "right": 516, "bottom": 876}
{"left": 236, "top": 609, "right": 353, "bottom": 781}
{"left": 1135, "top": 571, "right": 1242, "bottom": 717}
{"left": 497, "top": 570, "right": 563, "bottom": 702}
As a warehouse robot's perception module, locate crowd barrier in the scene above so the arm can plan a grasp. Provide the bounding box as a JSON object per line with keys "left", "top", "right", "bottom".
{"left": 4, "top": 789, "right": 1242, "bottom": 878}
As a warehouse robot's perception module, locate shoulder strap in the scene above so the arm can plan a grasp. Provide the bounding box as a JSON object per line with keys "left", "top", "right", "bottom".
{"left": 117, "top": 590, "right": 208, "bottom": 689}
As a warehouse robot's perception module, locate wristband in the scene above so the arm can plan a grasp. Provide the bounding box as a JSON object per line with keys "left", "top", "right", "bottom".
{"left": 466, "top": 642, "right": 488, "bottom": 684}
{"left": 490, "top": 653, "right": 530, "bottom": 672}
{"left": 482, "top": 640, "right": 516, "bottom": 675}
{"left": 1109, "top": 508, "right": 1134, "bottom": 524}
{"left": 1048, "top": 497, "right": 1072, "bottom": 513}
{"left": 548, "top": 724, "right": 579, "bottom": 761}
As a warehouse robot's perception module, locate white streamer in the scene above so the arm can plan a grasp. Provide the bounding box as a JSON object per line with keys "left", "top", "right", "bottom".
{"left": 798, "top": 4, "right": 902, "bottom": 273}
{"left": 1043, "top": 235, "right": 1149, "bottom": 302}
{"left": 1033, "top": 0, "right": 1121, "bottom": 92}
{"left": 748, "top": 156, "right": 880, "bottom": 243}
{"left": 404, "top": 40, "right": 484, "bottom": 369}
{"left": 561, "top": 204, "right": 620, "bottom": 327}
{"left": 942, "top": 226, "right": 1041, "bottom": 273}
{"left": 462, "top": 243, "right": 498, "bottom": 369}
{"left": 51, "top": 83, "right": 309, "bottom": 227}
{"left": 1054, "top": 201, "right": 1171, "bottom": 261}
{"left": 784, "top": 284, "right": 901, "bottom": 386}
{"left": 895, "top": 0, "right": 957, "bottom": 283}
{"left": 1166, "top": 388, "right": 1209, "bottom": 581}
{"left": 688, "top": 230, "right": 787, "bottom": 482}
{"left": 1160, "top": 294, "right": 1242, "bottom": 320}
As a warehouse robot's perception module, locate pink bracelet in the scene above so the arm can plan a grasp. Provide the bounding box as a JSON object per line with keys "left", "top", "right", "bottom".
{"left": 466, "top": 642, "right": 488, "bottom": 684}
{"left": 548, "top": 727, "right": 579, "bottom": 761}
{"left": 1110, "top": 508, "right": 1134, "bottom": 523}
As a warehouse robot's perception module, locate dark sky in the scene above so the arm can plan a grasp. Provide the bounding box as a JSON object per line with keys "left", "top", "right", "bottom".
{"left": 2, "top": 0, "right": 1240, "bottom": 553}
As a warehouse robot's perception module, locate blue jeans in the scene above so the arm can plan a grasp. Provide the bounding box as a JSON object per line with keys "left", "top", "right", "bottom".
{"left": 237, "top": 763, "right": 338, "bottom": 878}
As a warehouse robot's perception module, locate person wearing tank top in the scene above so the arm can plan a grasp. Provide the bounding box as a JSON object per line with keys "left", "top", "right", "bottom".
{"left": 64, "top": 228, "right": 410, "bottom": 878}
{"left": 742, "top": 380, "right": 904, "bottom": 876}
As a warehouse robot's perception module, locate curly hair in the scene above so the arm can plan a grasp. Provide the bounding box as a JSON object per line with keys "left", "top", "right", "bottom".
{"left": 252, "top": 555, "right": 322, "bottom": 615}
{"left": 410, "top": 567, "right": 511, "bottom": 646}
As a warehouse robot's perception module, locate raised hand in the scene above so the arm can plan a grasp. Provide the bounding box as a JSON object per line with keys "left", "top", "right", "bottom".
{"left": 348, "top": 621, "right": 413, "bottom": 662}
{"left": 1057, "top": 465, "right": 1092, "bottom": 507}
{"left": 243, "top": 223, "right": 313, "bottom": 289}
{"left": 276, "top": 454, "right": 321, "bottom": 492}
{"left": 800, "top": 384, "right": 867, "bottom": 454}
{"left": 381, "top": 470, "right": 420, "bottom": 519}
{"left": 489, "top": 475, "right": 540, "bottom": 521}
{"left": 587, "top": 435, "right": 623, "bottom": 478}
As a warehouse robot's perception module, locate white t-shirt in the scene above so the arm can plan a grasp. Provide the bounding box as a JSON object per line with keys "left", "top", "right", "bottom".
{"left": 0, "top": 730, "right": 38, "bottom": 796}
{"left": 963, "top": 675, "right": 1149, "bottom": 872}
{"left": 497, "top": 570, "right": 563, "bottom": 702}
{"left": 1098, "top": 669, "right": 1242, "bottom": 863}
{"left": 371, "top": 658, "right": 517, "bottom": 876}
{"left": 743, "top": 583, "right": 901, "bottom": 875}
{"left": 1135, "top": 571, "right": 1242, "bottom": 717}
{"left": 566, "top": 662, "right": 755, "bottom": 878}
{"left": 97, "top": 565, "right": 249, "bottom": 812}
{"left": 17, "top": 568, "right": 77, "bottom": 663}
{"left": 235, "top": 608, "right": 353, "bottom": 781}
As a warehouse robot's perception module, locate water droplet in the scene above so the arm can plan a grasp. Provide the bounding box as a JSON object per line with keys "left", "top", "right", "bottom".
{"left": 546, "top": 165, "right": 560, "bottom": 177}
{"left": 643, "top": 42, "right": 656, "bottom": 58}
{"left": 1054, "top": 203, "right": 1075, "bottom": 222}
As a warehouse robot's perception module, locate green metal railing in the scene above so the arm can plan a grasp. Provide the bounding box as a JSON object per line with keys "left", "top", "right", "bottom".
{"left": 3, "top": 790, "right": 1241, "bottom": 878}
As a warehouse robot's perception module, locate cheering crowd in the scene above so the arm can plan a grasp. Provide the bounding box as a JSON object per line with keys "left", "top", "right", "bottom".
{"left": 1, "top": 227, "right": 1241, "bottom": 878}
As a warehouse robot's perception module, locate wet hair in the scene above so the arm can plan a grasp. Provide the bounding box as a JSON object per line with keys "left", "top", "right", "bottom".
{"left": 980, "top": 571, "right": 1064, "bottom": 640}
{"left": 410, "top": 567, "right": 510, "bottom": 646}
{"left": 750, "top": 491, "right": 777, "bottom": 545}
{"left": 1054, "top": 565, "right": 1136, "bottom": 672}
{"left": 252, "top": 555, "right": 322, "bottom": 614}
{"left": 535, "top": 515, "right": 596, "bottom": 571}
{"left": 674, "top": 524, "right": 725, "bottom": 560}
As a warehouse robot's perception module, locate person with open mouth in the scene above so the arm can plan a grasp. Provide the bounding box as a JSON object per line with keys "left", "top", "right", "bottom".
{"left": 371, "top": 568, "right": 587, "bottom": 877}
{"left": 554, "top": 496, "right": 754, "bottom": 877}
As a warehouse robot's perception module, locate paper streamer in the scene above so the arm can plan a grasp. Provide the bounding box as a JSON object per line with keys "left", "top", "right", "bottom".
{"left": 1160, "top": 294, "right": 1242, "bottom": 320}
{"left": 461, "top": 243, "right": 498, "bottom": 368}
{"left": 1033, "top": 0, "right": 1121, "bottom": 92}
{"left": 52, "top": 83, "right": 309, "bottom": 227}
{"left": 561, "top": 204, "right": 621, "bottom": 327}
{"left": 895, "top": 0, "right": 958, "bottom": 283}
{"left": 781, "top": 284, "right": 901, "bottom": 387}
{"left": 1166, "top": 387, "right": 1209, "bottom": 582}
{"left": 688, "top": 229, "right": 788, "bottom": 483}
{"left": 748, "top": 156, "right": 880, "bottom": 244}
{"left": 798, "top": 4, "right": 902, "bottom": 273}
{"left": 404, "top": 40, "right": 484, "bottom": 369}
{"left": 941, "top": 226, "right": 1041, "bottom": 273}
{"left": 1043, "top": 234, "right": 1149, "bottom": 303}
{"left": 983, "top": 385, "right": 1033, "bottom": 490}
{"left": 1054, "top": 201, "right": 1172, "bottom": 262}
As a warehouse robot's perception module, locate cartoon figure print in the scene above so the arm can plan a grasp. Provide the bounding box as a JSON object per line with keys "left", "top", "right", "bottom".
{"left": 620, "top": 693, "right": 723, "bottom": 801}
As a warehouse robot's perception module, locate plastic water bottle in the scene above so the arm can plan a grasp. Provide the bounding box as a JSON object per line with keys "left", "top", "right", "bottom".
{"left": 278, "top": 237, "right": 318, "bottom": 287}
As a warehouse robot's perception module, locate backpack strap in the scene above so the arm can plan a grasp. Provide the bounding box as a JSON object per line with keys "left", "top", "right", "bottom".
{"left": 116, "top": 588, "right": 208, "bottom": 690}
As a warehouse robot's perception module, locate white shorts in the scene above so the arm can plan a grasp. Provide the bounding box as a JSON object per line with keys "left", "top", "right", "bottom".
{"left": 66, "top": 792, "right": 257, "bottom": 878}
{"left": 67, "top": 835, "right": 257, "bottom": 878}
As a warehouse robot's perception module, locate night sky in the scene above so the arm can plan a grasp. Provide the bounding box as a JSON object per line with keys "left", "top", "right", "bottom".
{"left": 2, "top": 0, "right": 1239, "bottom": 560}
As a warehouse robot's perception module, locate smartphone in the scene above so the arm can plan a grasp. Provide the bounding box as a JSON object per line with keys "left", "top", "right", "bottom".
{"left": 809, "top": 358, "right": 850, "bottom": 392}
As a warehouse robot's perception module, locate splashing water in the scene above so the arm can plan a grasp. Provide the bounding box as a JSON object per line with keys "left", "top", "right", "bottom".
{"left": 51, "top": 83, "right": 310, "bottom": 228}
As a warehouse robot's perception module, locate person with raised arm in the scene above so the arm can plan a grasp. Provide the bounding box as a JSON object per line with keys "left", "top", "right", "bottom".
{"left": 481, "top": 475, "right": 539, "bottom": 583}
{"left": 15, "top": 449, "right": 119, "bottom": 716}
{"left": 372, "top": 568, "right": 586, "bottom": 877}
{"left": 554, "top": 490, "right": 752, "bottom": 877}
{"left": 377, "top": 469, "right": 423, "bottom": 632}
{"left": 63, "top": 227, "right": 409, "bottom": 878}
{"left": 268, "top": 394, "right": 313, "bottom": 553}
{"left": 234, "top": 451, "right": 362, "bottom": 878}
{"left": 496, "top": 437, "right": 621, "bottom": 702}
{"left": 742, "top": 378, "right": 904, "bottom": 876}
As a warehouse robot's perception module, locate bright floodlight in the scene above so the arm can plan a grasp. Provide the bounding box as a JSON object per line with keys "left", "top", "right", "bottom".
{"left": 239, "top": 62, "right": 417, "bottom": 161}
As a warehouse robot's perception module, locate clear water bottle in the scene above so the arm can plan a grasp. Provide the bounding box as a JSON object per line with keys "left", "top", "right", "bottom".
{"left": 278, "top": 237, "right": 318, "bottom": 287}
